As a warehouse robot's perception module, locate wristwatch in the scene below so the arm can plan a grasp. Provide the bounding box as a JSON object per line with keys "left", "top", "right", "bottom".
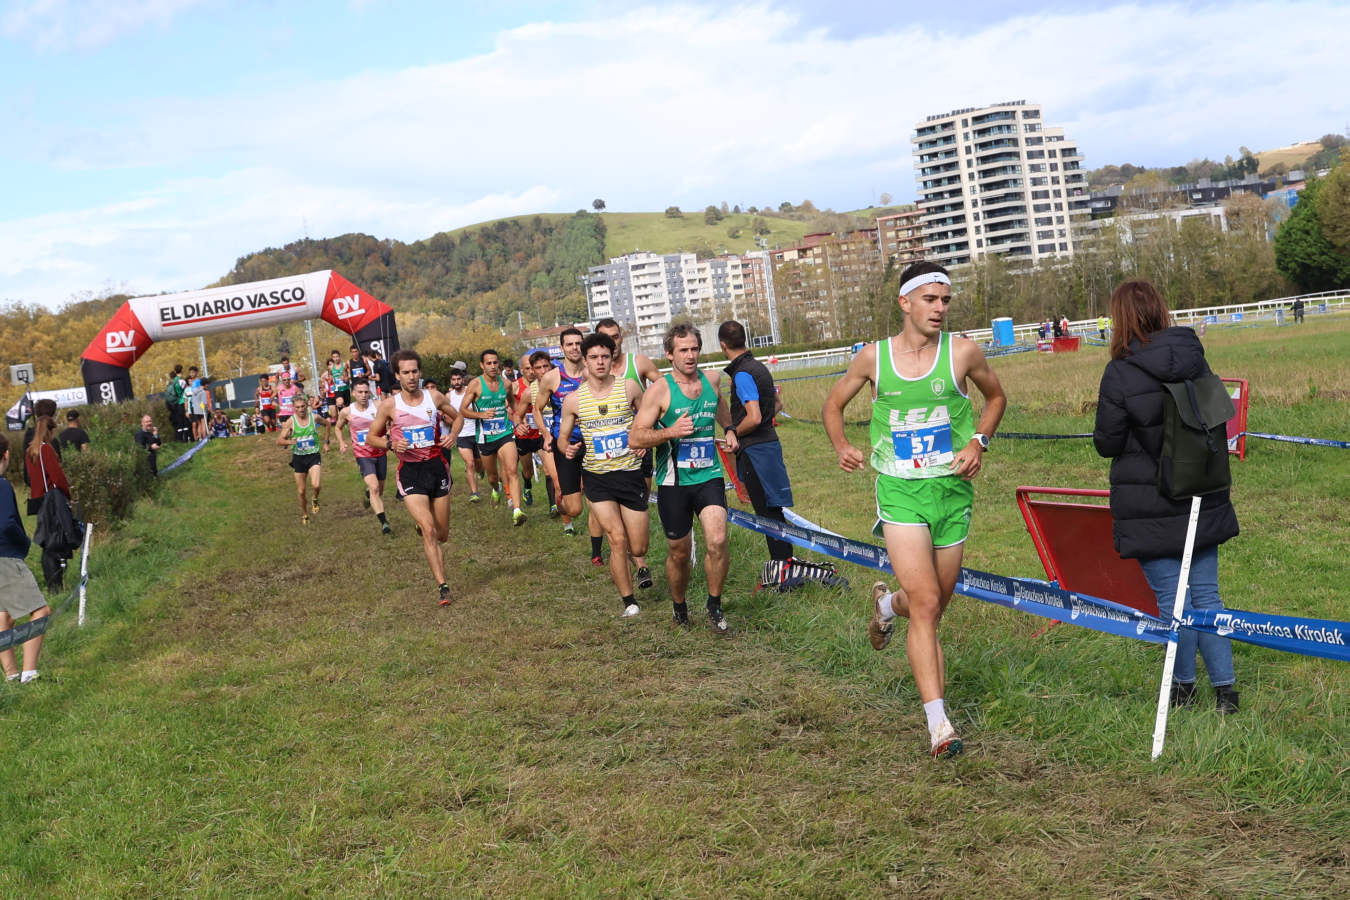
{"left": 972, "top": 432, "right": 990, "bottom": 451}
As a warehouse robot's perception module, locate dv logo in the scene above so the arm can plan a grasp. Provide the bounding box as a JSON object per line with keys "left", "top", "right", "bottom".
{"left": 105, "top": 330, "right": 137, "bottom": 353}
{"left": 333, "top": 295, "right": 365, "bottom": 321}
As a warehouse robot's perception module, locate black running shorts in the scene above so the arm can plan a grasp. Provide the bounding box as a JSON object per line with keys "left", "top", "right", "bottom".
{"left": 397, "top": 457, "right": 450, "bottom": 499}
{"left": 455, "top": 435, "right": 480, "bottom": 455}
{"left": 582, "top": 467, "right": 648, "bottom": 512}
{"left": 290, "top": 452, "right": 321, "bottom": 474}
{"left": 656, "top": 479, "right": 726, "bottom": 540}
{"left": 640, "top": 448, "right": 654, "bottom": 479}
{"left": 515, "top": 435, "right": 544, "bottom": 454}
{"left": 478, "top": 434, "right": 512, "bottom": 457}
{"left": 553, "top": 442, "right": 585, "bottom": 495}
{"left": 356, "top": 455, "right": 387, "bottom": 481}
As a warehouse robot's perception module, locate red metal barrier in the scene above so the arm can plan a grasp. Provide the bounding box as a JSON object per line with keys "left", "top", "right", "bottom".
{"left": 1015, "top": 486, "right": 1160, "bottom": 620}
{"left": 1221, "top": 377, "right": 1248, "bottom": 459}
{"left": 1052, "top": 336, "right": 1081, "bottom": 352}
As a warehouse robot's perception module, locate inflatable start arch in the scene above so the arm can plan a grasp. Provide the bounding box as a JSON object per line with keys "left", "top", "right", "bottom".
{"left": 80, "top": 270, "right": 399, "bottom": 403}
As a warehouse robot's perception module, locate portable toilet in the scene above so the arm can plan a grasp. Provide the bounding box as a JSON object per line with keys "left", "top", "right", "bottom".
{"left": 991, "top": 317, "right": 1015, "bottom": 347}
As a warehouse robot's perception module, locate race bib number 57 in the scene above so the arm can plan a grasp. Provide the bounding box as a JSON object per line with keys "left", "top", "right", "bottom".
{"left": 892, "top": 413, "right": 953, "bottom": 469}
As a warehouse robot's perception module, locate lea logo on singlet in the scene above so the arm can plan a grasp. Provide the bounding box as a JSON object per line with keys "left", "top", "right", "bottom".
{"left": 333, "top": 295, "right": 364, "bottom": 321}
{"left": 105, "top": 329, "right": 137, "bottom": 353}
{"left": 898, "top": 405, "right": 949, "bottom": 426}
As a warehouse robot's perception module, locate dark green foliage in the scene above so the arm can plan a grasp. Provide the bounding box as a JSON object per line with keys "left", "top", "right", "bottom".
{"left": 1275, "top": 177, "right": 1350, "bottom": 292}
{"left": 664, "top": 206, "right": 683, "bottom": 218}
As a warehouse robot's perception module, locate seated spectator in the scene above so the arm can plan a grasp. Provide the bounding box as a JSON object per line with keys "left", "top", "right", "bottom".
{"left": 0, "top": 434, "right": 50, "bottom": 684}
{"left": 24, "top": 416, "right": 72, "bottom": 592}
{"left": 58, "top": 410, "right": 91, "bottom": 453}
{"left": 134, "top": 414, "right": 162, "bottom": 477}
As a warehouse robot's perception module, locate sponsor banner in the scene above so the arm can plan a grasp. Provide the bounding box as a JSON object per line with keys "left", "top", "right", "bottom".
{"left": 731, "top": 508, "right": 1350, "bottom": 662}
{"left": 128, "top": 271, "right": 331, "bottom": 342}
{"left": 5, "top": 386, "right": 89, "bottom": 429}
{"left": 83, "top": 302, "right": 153, "bottom": 367}
{"left": 322, "top": 271, "right": 389, "bottom": 335}
{"left": 1184, "top": 608, "right": 1350, "bottom": 663}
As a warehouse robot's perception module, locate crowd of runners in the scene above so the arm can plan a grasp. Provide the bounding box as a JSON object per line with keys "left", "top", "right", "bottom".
{"left": 257, "top": 261, "right": 1014, "bottom": 759}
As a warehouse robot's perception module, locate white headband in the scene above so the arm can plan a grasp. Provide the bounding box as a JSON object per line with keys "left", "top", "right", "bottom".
{"left": 899, "top": 272, "right": 951, "bottom": 297}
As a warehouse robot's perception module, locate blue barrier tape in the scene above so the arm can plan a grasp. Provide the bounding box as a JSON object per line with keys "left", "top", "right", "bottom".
{"left": 729, "top": 508, "right": 1350, "bottom": 663}
{"left": 161, "top": 437, "right": 209, "bottom": 474}
{"left": 1245, "top": 431, "right": 1350, "bottom": 449}
{"left": 0, "top": 577, "right": 80, "bottom": 653}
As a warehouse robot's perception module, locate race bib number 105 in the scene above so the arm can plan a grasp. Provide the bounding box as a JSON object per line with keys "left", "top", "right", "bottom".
{"left": 592, "top": 430, "right": 629, "bottom": 460}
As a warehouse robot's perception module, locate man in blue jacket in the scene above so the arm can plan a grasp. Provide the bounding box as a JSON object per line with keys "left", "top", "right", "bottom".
{"left": 0, "top": 433, "right": 51, "bottom": 684}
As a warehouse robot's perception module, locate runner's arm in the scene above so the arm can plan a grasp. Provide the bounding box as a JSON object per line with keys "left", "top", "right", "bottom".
{"left": 276, "top": 417, "right": 294, "bottom": 448}
{"left": 822, "top": 344, "right": 875, "bottom": 472}
{"left": 636, "top": 353, "right": 661, "bottom": 385}
{"left": 628, "top": 380, "right": 675, "bottom": 450}
{"left": 364, "top": 400, "right": 396, "bottom": 451}
{"left": 558, "top": 393, "right": 580, "bottom": 458}
{"left": 334, "top": 408, "right": 350, "bottom": 453}
{"left": 950, "top": 340, "right": 1007, "bottom": 480}
{"left": 434, "top": 392, "right": 458, "bottom": 448}
{"left": 457, "top": 381, "right": 488, "bottom": 419}
{"left": 534, "top": 371, "right": 558, "bottom": 451}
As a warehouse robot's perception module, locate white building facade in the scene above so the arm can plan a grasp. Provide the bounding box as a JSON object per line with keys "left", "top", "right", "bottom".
{"left": 913, "top": 100, "right": 1089, "bottom": 267}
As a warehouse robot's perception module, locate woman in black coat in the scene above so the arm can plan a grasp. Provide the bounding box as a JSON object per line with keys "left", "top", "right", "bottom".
{"left": 1093, "top": 280, "right": 1240, "bottom": 714}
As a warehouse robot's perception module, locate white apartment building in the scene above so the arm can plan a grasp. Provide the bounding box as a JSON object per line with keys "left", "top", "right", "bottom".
{"left": 913, "top": 100, "right": 1089, "bottom": 267}
{"left": 584, "top": 250, "right": 779, "bottom": 355}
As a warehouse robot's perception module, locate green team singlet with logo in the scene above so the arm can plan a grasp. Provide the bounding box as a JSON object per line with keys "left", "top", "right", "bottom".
{"left": 869, "top": 331, "right": 974, "bottom": 479}
{"left": 474, "top": 376, "right": 511, "bottom": 444}
{"left": 291, "top": 415, "right": 321, "bottom": 456}
{"left": 653, "top": 372, "right": 720, "bottom": 487}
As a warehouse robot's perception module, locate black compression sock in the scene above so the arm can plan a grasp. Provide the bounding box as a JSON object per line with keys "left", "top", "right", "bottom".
{"left": 673, "top": 600, "right": 688, "bottom": 616}
{"left": 377, "top": 512, "right": 388, "bottom": 524}
{"left": 621, "top": 594, "right": 636, "bottom": 609}
{"left": 707, "top": 594, "right": 722, "bottom": 613}
{"left": 591, "top": 536, "right": 603, "bottom": 558}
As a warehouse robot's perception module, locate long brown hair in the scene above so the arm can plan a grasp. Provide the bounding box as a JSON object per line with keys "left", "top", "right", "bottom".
{"left": 27, "top": 416, "right": 57, "bottom": 460}
{"left": 1108, "top": 280, "right": 1172, "bottom": 360}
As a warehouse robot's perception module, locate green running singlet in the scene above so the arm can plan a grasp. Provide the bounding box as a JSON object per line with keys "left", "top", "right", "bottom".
{"left": 653, "top": 372, "right": 720, "bottom": 487}
{"left": 474, "top": 375, "right": 511, "bottom": 444}
{"left": 869, "top": 331, "right": 974, "bottom": 480}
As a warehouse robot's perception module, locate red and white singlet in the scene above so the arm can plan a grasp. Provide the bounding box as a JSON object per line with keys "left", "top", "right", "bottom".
{"left": 348, "top": 402, "right": 384, "bottom": 459}
{"left": 390, "top": 391, "right": 443, "bottom": 463}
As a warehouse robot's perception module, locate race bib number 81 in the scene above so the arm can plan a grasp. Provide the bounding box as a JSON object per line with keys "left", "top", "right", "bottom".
{"left": 676, "top": 438, "right": 716, "bottom": 468}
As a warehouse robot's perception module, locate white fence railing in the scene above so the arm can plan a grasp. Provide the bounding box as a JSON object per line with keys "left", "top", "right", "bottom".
{"left": 687, "top": 290, "right": 1350, "bottom": 371}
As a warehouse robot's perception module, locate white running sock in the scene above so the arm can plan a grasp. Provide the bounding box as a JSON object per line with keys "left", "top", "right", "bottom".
{"left": 923, "top": 699, "right": 946, "bottom": 735}
{"left": 20, "top": 670, "right": 39, "bottom": 683}
{"left": 877, "top": 592, "right": 896, "bottom": 622}
{"left": 5, "top": 673, "right": 18, "bottom": 682}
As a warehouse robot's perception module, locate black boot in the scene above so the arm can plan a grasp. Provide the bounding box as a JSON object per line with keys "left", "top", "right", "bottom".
{"left": 1170, "top": 681, "right": 1198, "bottom": 708}
{"left": 1215, "top": 685, "right": 1240, "bottom": 715}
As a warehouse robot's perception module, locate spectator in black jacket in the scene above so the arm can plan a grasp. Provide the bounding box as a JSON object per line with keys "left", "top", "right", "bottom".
{"left": 135, "top": 414, "right": 162, "bottom": 475}
{"left": 1093, "top": 280, "right": 1240, "bottom": 714}
{"left": 58, "top": 410, "right": 91, "bottom": 452}
{"left": 0, "top": 434, "right": 51, "bottom": 684}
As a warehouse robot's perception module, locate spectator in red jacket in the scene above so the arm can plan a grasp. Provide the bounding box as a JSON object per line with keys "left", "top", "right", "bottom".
{"left": 1, "top": 433, "right": 50, "bottom": 683}
{"left": 25, "top": 416, "right": 72, "bottom": 591}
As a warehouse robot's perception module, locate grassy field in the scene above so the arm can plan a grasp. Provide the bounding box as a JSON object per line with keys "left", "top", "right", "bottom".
{"left": 3, "top": 316, "right": 1349, "bottom": 896}
{"left": 1255, "top": 141, "right": 1323, "bottom": 174}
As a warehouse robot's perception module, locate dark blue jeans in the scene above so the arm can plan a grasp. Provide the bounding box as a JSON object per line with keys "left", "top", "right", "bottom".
{"left": 1139, "top": 545, "right": 1236, "bottom": 687}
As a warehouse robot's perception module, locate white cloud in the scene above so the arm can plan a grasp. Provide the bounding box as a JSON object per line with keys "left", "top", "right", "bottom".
{"left": 1, "top": 0, "right": 209, "bottom": 50}
{"left": 4, "top": 1, "right": 1347, "bottom": 307}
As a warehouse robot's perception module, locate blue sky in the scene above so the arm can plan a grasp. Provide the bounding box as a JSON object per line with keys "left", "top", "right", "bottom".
{"left": 2, "top": 0, "right": 1346, "bottom": 308}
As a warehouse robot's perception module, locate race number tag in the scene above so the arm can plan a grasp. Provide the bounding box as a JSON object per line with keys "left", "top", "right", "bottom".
{"left": 524, "top": 412, "right": 536, "bottom": 428}
{"left": 295, "top": 435, "right": 317, "bottom": 454}
{"left": 892, "top": 413, "right": 953, "bottom": 469}
{"left": 481, "top": 416, "right": 509, "bottom": 437}
{"left": 592, "top": 429, "right": 629, "bottom": 460}
{"left": 352, "top": 366, "right": 366, "bottom": 378}
{"left": 354, "top": 429, "right": 368, "bottom": 446}
{"left": 280, "top": 395, "right": 294, "bottom": 412}
{"left": 404, "top": 425, "right": 435, "bottom": 449}
{"left": 676, "top": 438, "right": 716, "bottom": 468}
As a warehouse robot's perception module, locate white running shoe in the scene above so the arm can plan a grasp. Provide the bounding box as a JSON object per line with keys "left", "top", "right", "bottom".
{"left": 622, "top": 603, "right": 641, "bottom": 618}
{"left": 930, "top": 718, "right": 963, "bottom": 759}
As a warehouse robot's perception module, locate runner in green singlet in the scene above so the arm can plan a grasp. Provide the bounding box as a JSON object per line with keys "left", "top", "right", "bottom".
{"left": 328, "top": 349, "right": 350, "bottom": 410}
{"left": 276, "top": 390, "right": 335, "bottom": 525}
{"left": 630, "top": 324, "right": 733, "bottom": 633}
{"left": 822, "top": 260, "right": 1007, "bottom": 759}
{"left": 458, "top": 349, "right": 527, "bottom": 526}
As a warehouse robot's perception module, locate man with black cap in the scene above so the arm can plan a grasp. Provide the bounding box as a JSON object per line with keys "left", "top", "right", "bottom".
{"left": 57, "top": 411, "right": 91, "bottom": 453}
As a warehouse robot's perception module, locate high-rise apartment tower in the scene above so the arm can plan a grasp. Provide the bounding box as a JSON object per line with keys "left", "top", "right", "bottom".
{"left": 912, "top": 100, "right": 1088, "bottom": 267}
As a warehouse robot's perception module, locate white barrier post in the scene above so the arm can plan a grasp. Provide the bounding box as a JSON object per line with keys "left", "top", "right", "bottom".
{"left": 77, "top": 522, "right": 94, "bottom": 626}
{"left": 1151, "top": 496, "right": 1203, "bottom": 760}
